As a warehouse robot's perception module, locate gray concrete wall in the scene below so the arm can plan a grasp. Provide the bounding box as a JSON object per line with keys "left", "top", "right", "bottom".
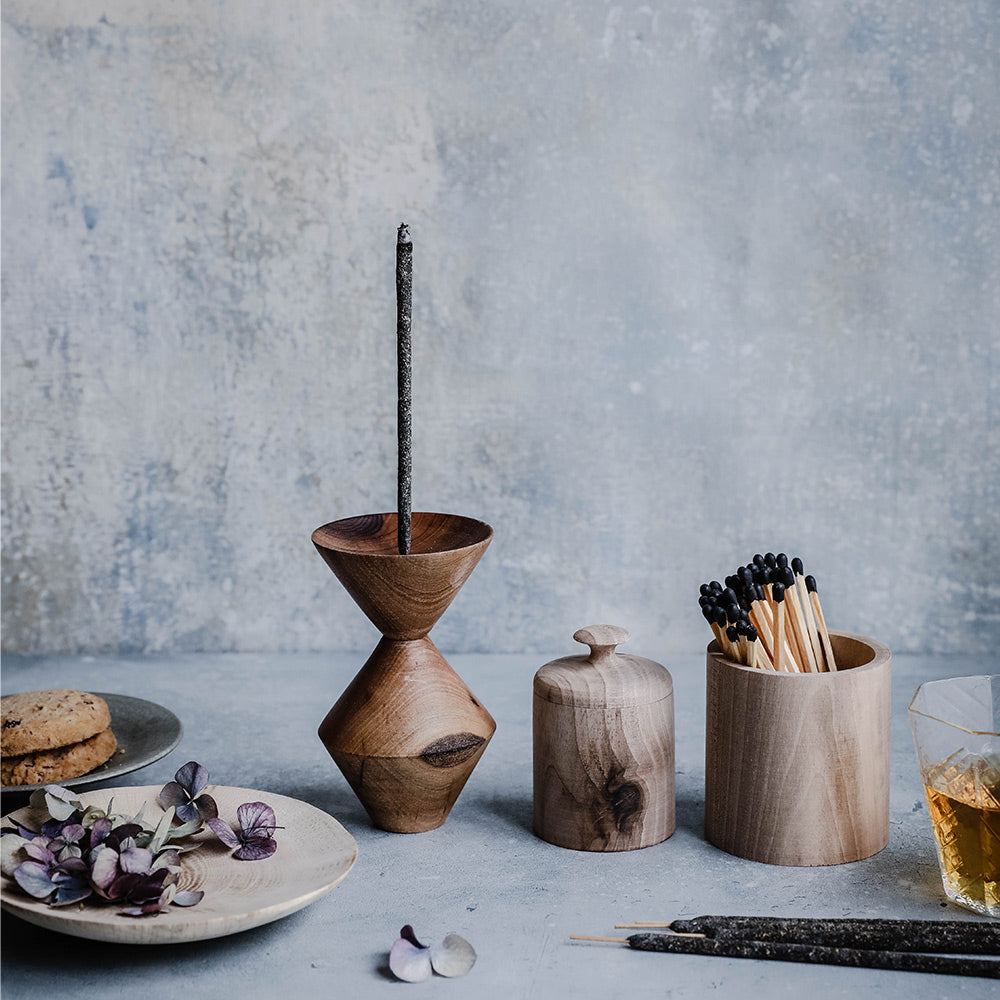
{"left": 2, "top": 1, "right": 997, "bottom": 657}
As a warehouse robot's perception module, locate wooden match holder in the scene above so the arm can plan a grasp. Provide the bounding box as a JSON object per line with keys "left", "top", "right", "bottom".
{"left": 533, "top": 626, "right": 675, "bottom": 852}
{"left": 705, "top": 630, "right": 891, "bottom": 866}
{"left": 313, "top": 512, "right": 495, "bottom": 833}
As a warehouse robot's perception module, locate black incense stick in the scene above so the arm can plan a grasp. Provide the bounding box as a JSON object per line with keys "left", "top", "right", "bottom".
{"left": 396, "top": 223, "right": 412, "bottom": 555}
{"left": 624, "top": 932, "right": 1000, "bottom": 978}
{"left": 668, "top": 916, "right": 1000, "bottom": 955}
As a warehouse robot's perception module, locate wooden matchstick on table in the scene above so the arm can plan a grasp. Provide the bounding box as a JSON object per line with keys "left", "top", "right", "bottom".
{"left": 806, "top": 574, "right": 837, "bottom": 671}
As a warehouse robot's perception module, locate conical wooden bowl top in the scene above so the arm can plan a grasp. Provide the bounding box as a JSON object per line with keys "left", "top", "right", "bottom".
{"left": 312, "top": 512, "right": 492, "bottom": 638}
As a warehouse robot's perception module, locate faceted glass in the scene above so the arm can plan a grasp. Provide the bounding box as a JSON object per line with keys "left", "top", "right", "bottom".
{"left": 908, "top": 675, "right": 1000, "bottom": 917}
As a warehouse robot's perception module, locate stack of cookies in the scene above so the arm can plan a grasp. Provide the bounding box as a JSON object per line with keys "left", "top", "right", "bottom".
{"left": 1, "top": 689, "right": 117, "bottom": 786}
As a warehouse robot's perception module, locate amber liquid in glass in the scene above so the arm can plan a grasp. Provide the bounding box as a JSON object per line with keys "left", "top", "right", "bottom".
{"left": 923, "top": 756, "right": 1000, "bottom": 915}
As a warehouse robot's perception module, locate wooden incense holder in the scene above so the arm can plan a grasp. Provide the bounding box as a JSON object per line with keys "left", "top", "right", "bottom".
{"left": 313, "top": 512, "right": 495, "bottom": 833}
{"left": 533, "top": 626, "right": 675, "bottom": 852}
{"left": 705, "top": 630, "right": 890, "bottom": 866}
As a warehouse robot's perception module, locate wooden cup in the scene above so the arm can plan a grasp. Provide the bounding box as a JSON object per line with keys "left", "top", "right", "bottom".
{"left": 705, "top": 630, "right": 890, "bottom": 866}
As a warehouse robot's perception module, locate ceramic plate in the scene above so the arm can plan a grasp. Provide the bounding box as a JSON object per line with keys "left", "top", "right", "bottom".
{"left": 1, "top": 784, "right": 358, "bottom": 943}
{"left": 1, "top": 693, "right": 183, "bottom": 795}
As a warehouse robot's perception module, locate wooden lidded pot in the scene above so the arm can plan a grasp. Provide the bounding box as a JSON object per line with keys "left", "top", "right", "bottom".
{"left": 533, "top": 625, "right": 675, "bottom": 852}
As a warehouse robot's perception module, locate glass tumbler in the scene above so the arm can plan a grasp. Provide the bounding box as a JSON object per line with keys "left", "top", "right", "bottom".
{"left": 908, "top": 675, "right": 1000, "bottom": 917}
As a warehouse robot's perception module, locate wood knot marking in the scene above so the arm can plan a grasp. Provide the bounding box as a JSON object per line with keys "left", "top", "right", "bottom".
{"left": 607, "top": 776, "right": 642, "bottom": 833}
{"left": 420, "top": 732, "right": 486, "bottom": 768}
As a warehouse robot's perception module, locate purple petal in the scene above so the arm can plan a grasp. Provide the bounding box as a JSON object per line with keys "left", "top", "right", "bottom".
{"left": 54, "top": 856, "right": 88, "bottom": 875}
{"left": 193, "top": 793, "right": 219, "bottom": 820}
{"left": 23, "top": 841, "right": 56, "bottom": 865}
{"left": 51, "top": 880, "right": 93, "bottom": 906}
{"left": 104, "top": 824, "right": 143, "bottom": 850}
{"left": 119, "top": 845, "right": 154, "bottom": 875}
{"left": 174, "top": 801, "right": 202, "bottom": 824}
{"left": 174, "top": 761, "right": 209, "bottom": 796}
{"left": 400, "top": 924, "right": 426, "bottom": 949}
{"left": 61, "top": 823, "right": 86, "bottom": 844}
{"left": 389, "top": 938, "right": 433, "bottom": 982}
{"left": 157, "top": 781, "right": 188, "bottom": 811}
{"left": 206, "top": 818, "right": 241, "bottom": 849}
{"left": 236, "top": 802, "right": 276, "bottom": 838}
{"left": 89, "top": 816, "right": 112, "bottom": 846}
{"left": 13, "top": 861, "right": 56, "bottom": 899}
{"left": 110, "top": 870, "right": 167, "bottom": 904}
{"left": 232, "top": 837, "right": 276, "bottom": 861}
{"left": 89, "top": 846, "right": 120, "bottom": 891}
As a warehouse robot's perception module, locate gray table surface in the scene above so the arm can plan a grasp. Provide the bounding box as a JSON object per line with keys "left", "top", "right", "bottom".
{"left": 1, "top": 648, "right": 997, "bottom": 999}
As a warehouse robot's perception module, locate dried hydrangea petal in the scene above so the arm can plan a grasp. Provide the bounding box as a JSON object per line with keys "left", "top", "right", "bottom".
{"left": 389, "top": 937, "right": 432, "bottom": 982}
{"left": 1, "top": 834, "right": 29, "bottom": 877}
{"left": 430, "top": 933, "right": 477, "bottom": 977}
{"left": 13, "top": 860, "right": 56, "bottom": 899}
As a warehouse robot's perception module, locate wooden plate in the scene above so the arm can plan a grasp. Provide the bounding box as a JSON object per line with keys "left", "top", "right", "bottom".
{"left": 0, "top": 784, "right": 358, "bottom": 944}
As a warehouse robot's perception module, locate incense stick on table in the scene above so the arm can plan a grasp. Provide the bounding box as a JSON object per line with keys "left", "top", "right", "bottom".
{"left": 583, "top": 932, "right": 1000, "bottom": 978}
{"left": 571, "top": 917, "right": 1000, "bottom": 979}
{"left": 616, "top": 916, "right": 1000, "bottom": 954}
{"left": 396, "top": 222, "right": 413, "bottom": 555}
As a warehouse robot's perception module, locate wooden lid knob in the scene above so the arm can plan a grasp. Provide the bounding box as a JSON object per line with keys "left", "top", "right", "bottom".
{"left": 573, "top": 625, "right": 630, "bottom": 665}
{"left": 535, "top": 626, "right": 671, "bottom": 708}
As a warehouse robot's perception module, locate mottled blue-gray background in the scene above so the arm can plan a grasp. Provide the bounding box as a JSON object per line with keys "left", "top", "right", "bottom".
{"left": 2, "top": 1, "right": 998, "bottom": 658}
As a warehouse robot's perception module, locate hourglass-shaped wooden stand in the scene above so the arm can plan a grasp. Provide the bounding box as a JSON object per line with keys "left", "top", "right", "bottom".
{"left": 312, "top": 512, "right": 495, "bottom": 833}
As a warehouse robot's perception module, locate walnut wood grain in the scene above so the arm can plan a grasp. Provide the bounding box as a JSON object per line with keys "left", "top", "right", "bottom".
{"left": 704, "top": 630, "right": 890, "bottom": 866}
{"left": 312, "top": 512, "right": 492, "bottom": 639}
{"left": 318, "top": 637, "right": 495, "bottom": 833}
{"left": 313, "top": 511, "right": 495, "bottom": 832}
{"left": 532, "top": 627, "right": 675, "bottom": 852}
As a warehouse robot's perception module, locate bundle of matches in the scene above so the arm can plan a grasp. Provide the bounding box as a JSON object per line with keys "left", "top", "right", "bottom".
{"left": 699, "top": 553, "right": 837, "bottom": 672}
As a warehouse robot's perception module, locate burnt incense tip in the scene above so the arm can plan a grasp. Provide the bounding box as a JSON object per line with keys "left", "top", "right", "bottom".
{"left": 397, "top": 222, "right": 411, "bottom": 245}
{"left": 772, "top": 582, "right": 786, "bottom": 602}
{"left": 805, "top": 574, "right": 817, "bottom": 593}
{"left": 791, "top": 556, "right": 804, "bottom": 575}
